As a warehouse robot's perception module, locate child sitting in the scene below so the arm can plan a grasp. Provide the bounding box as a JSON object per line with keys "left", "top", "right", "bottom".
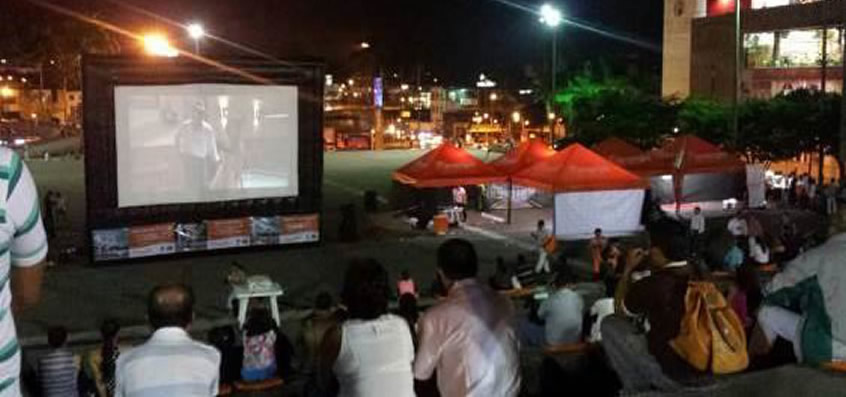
{"left": 241, "top": 307, "right": 278, "bottom": 382}
{"left": 397, "top": 270, "right": 417, "bottom": 298}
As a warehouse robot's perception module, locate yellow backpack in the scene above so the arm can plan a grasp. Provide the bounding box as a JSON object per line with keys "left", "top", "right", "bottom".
{"left": 669, "top": 281, "right": 749, "bottom": 374}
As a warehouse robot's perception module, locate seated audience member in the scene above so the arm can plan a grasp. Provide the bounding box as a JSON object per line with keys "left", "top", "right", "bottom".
{"left": 116, "top": 284, "right": 220, "bottom": 397}
{"left": 397, "top": 293, "right": 420, "bottom": 345}
{"left": 207, "top": 326, "right": 239, "bottom": 386}
{"left": 752, "top": 233, "right": 846, "bottom": 366}
{"left": 727, "top": 213, "right": 749, "bottom": 238}
{"left": 602, "top": 221, "right": 701, "bottom": 393}
{"left": 747, "top": 236, "right": 770, "bottom": 265}
{"left": 241, "top": 307, "right": 278, "bottom": 382}
{"left": 414, "top": 239, "right": 521, "bottom": 397}
{"left": 490, "top": 257, "right": 521, "bottom": 290}
{"left": 603, "top": 241, "right": 624, "bottom": 297}
{"left": 538, "top": 268, "right": 584, "bottom": 345}
{"left": 728, "top": 265, "right": 763, "bottom": 329}
{"left": 83, "top": 318, "right": 122, "bottom": 397}
{"left": 319, "top": 259, "right": 415, "bottom": 397}
{"left": 301, "top": 292, "right": 338, "bottom": 374}
{"left": 39, "top": 326, "right": 79, "bottom": 397}
{"left": 397, "top": 269, "right": 417, "bottom": 298}
{"left": 723, "top": 242, "right": 745, "bottom": 271}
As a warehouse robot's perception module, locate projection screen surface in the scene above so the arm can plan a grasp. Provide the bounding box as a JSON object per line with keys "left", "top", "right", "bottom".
{"left": 114, "top": 84, "right": 298, "bottom": 207}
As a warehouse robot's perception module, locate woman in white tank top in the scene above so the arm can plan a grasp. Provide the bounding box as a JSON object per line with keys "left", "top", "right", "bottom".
{"left": 319, "top": 259, "right": 415, "bottom": 397}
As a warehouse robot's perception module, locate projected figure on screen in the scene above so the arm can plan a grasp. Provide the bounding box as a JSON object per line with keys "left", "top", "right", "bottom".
{"left": 211, "top": 99, "right": 247, "bottom": 190}
{"left": 176, "top": 101, "right": 220, "bottom": 194}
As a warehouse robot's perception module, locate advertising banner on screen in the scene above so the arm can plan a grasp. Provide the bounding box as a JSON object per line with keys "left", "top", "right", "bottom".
{"left": 175, "top": 222, "right": 208, "bottom": 252}
{"left": 207, "top": 218, "right": 251, "bottom": 250}
{"left": 251, "top": 216, "right": 281, "bottom": 245}
{"left": 92, "top": 228, "right": 130, "bottom": 261}
{"left": 128, "top": 223, "right": 176, "bottom": 258}
{"left": 279, "top": 214, "right": 320, "bottom": 244}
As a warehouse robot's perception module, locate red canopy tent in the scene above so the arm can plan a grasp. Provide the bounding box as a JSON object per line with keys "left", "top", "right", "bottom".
{"left": 488, "top": 139, "right": 556, "bottom": 223}
{"left": 513, "top": 143, "right": 647, "bottom": 192}
{"left": 392, "top": 143, "right": 505, "bottom": 188}
{"left": 490, "top": 139, "right": 556, "bottom": 176}
{"left": 636, "top": 134, "right": 745, "bottom": 177}
{"left": 513, "top": 143, "right": 648, "bottom": 238}
{"left": 636, "top": 135, "right": 746, "bottom": 210}
{"left": 592, "top": 137, "right": 651, "bottom": 169}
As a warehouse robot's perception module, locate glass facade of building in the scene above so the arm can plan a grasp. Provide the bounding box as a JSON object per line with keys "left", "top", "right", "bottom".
{"left": 745, "top": 28, "right": 844, "bottom": 69}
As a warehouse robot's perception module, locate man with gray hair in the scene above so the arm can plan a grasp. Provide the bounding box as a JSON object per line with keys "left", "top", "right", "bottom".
{"left": 116, "top": 284, "right": 220, "bottom": 397}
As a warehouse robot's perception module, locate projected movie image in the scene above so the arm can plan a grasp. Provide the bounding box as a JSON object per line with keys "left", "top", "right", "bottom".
{"left": 115, "top": 84, "right": 298, "bottom": 207}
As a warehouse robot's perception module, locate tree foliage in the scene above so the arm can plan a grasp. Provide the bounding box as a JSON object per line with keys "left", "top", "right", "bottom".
{"left": 554, "top": 70, "right": 842, "bottom": 168}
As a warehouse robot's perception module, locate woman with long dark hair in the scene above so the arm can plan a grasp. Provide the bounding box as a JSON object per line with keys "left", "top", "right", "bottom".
{"left": 318, "top": 259, "right": 414, "bottom": 397}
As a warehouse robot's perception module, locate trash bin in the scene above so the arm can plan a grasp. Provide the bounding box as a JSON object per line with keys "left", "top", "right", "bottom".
{"left": 433, "top": 214, "right": 449, "bottom": 235}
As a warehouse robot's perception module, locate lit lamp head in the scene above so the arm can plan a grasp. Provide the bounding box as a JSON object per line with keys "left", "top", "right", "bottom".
{"left": 186, "top": 23, "right": 205, "bottom": 40}
{"left": 539, "top": 4, "right": 563, "bottom": 28}
{"left": 142, "top": 33, "right": 178, "bottom": 57}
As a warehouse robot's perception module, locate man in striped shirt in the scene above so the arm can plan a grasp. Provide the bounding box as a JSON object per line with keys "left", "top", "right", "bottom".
{"left": 0, "top": 149, "right": 49, "bottom": 396}
{"left": 38, "top": 326, "right": 78, "bottom": 396}
{"left": 116, "top": 284, "right": 220, "bottom": 397}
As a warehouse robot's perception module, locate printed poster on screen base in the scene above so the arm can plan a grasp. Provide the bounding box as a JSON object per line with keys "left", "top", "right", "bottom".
{"left": 207, "top": 218, "right": 251, "bottom": 249}
{"left": 128, "top": 223, "right": 176, "bottom": 258}
{"left": 279, "top": 214, "right": 319, "bottom": 244}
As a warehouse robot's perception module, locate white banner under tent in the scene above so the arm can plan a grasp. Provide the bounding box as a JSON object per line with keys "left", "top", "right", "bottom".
{"left": 554, "top": 189, "right": 646, "bottom": 240}
{"left": 486, "top": 183, "right": 550, "bottom": 210}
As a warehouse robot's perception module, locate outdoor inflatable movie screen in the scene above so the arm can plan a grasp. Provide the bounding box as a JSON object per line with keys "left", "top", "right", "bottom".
{"left": 115, "top": 84, "right": 298, "bottom": 206}
{"left": 84, "top": 57, "right": 323, "bottom": 262}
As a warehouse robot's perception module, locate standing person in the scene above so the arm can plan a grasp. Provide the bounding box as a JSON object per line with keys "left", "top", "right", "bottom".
{"left": 38, "top": 326, "right": 78, "bottom": 397}
{"left": 531, "top": 220, "right": 552, "bottom": 274}
{"left": 825, "top": 178, "right": 838, "bottom": 216}
{"left": 83, "top": 318, "right": 122, "bottom": 397}
{"left": 589, "top": 228, "right": 608, "bottom": 281}
{"left": 451, "top": 186, "right": 468, "bottom": 223}
{"left": 318, "top": 259, "right": 415, "bottom": 397}
{"left": 2, "top": 149, "right": 49, "bottom": 396}
{"left": 414, "top": 239, "right": 521, "bottom": 397}
{"left": 116, "top": 284, "right": 220, "bottom": 397}
{"left": 688, "top": 206, "right": 706, "bottom": 257}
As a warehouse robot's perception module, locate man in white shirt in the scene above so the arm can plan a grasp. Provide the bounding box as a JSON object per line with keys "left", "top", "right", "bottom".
{"left": 414, "top": 239, "right": 521, "bottom": 397}
{"left": 116, "top": 284, "right": 220, "bottom": 397}
{"left": 531, "top": 220, "right": 551, "bottom": 273}
{"left": 537, "top": 268, "right": 584, "bottom": 345}
{"left": 452, "top": 186, "right": 467, "bottom": 223}
{"left": 726, "top": 214, "right": 748, "bottom": 237}
{"left": 177, "top": 102, "right": 220, "bottom": 193}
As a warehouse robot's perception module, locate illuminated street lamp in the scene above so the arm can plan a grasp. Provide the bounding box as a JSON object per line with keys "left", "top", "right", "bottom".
{"left": 186, "top": 23, "right": 205, "bottom": 54}
{"left": 360, "top": 41, "right": 371, "bottom": 49}
{"left": 0, "top": 86, "right": 13, "bottom": 98}
{"left": 142, "top": 33, "right": 178, "bottom": 57}
{"left": 511, "top": 111, "right": 521, "bottom": 123}
{"left": 540, "top": 3, "right": 563, "bottom": 143}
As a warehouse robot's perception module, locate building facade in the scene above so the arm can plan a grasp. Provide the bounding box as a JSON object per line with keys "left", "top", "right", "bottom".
{"left": 663, "top": 0, "right": 845, "bottom": 101}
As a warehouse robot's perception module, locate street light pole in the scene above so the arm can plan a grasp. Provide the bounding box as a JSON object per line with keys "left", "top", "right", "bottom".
{"left": 540, "top": 3, "right": 563, "bottom": 144}
{"left": 733, "top": 0, "right": 741, "bottom": 147}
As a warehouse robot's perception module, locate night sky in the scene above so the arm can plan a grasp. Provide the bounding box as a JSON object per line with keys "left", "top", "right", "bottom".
{"left": 21, "top": 0, "right": 665, "bottom": 86}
